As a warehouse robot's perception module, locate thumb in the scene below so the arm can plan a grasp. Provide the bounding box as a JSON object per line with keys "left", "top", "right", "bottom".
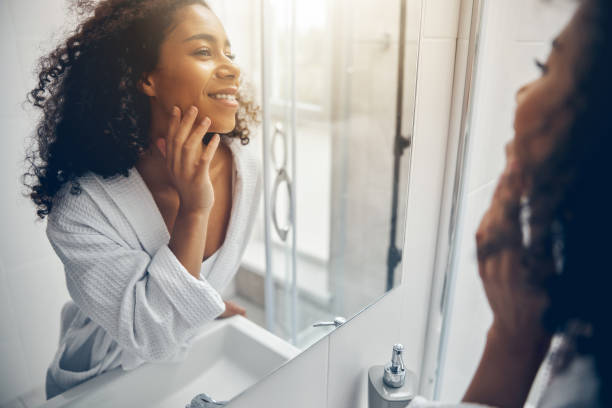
{"left": 201, "top": 134, "right": 221, "bottom": 165}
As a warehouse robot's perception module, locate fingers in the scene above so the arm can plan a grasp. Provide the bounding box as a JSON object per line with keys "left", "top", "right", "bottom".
{"left": 476, "top": 137, "right": 524, "bottom": 265}
{"left": 218, "top": 300, "right": 247, "bottom": 319}
{"left": 162, "top": 106, "right": 181, "bottom": 162}
{"left": 171, "top": 106, "right": 199, "bottom": 175}
{"left": 226, "top": 300, "right": 247, "bottom": 317}
{"left": 181, "top": 116, "right": 212, "bottom": 175}
{"left": 194, "top": 133, "right": 220, "bottom": 180}
{"left": 162, "top": 105, "right": 218, "bottom": 181}
{"left": 202, "top": 133, "right": 221, "bottom": 164}
{"left": 229, "top": 301, "right": 247, "bottom": 317}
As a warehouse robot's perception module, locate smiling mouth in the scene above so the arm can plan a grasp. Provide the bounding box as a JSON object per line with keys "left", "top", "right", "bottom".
{"left": 208, "top": 92, "right": 239, "bottom": 108}
{"left": 208, "top": 93, "right": 237, "bottom": 101}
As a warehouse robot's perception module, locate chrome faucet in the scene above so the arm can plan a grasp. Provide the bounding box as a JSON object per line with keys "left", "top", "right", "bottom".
{"left": 312, "top": 316, "right": 346, "bottom": 328}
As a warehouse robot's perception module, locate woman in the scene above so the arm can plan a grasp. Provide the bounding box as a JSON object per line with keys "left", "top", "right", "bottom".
{"left": 411, "top": 0, "right": 610, "bottom": 406}
{"left": 23, "top": 0, "right": 260, "bottom": 399}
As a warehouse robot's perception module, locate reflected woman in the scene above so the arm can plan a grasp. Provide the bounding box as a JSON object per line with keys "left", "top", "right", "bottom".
{"left": 410, "top": 0, "right": 610, "bottom": 407}
{"left": 23, "top": 0, "right": 260, "bottom": 399}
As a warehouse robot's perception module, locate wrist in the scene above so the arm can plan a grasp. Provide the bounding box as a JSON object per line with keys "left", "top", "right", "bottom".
{"left": 487, "top": 321, "right": 551, "bottom": 357}
{"left": 177, "top": 205, "right": 212, "bottom": 220}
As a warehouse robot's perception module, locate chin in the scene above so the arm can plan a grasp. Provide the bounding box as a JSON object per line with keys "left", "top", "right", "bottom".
{"left": 210, "top": 118, "right": 236, "bottom": 134}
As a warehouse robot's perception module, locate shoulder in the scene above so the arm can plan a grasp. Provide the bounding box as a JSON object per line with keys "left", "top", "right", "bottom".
{"left": 48, "top": 171, "right": 130, "bottom": 237}
{"left": 48, "top": 173, "right": 103, "bottom": 227}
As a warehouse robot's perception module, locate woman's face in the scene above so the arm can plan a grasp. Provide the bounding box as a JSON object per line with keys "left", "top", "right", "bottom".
{"left": 513, "top": 4, "right": 591, "bottom": 170}
{"left": 145, "top": 4, "right": 240, "bottom": 134}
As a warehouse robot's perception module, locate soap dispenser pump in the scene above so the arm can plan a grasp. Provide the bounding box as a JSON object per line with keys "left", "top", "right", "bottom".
{"left": 368, "top": 344, "right": 416, "bottom": 408}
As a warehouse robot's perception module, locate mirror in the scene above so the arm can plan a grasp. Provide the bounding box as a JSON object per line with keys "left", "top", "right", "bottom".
{"left": 0, "top": 0, "right": 422, "bottom": 406}
{"left": 218, "top": 0, "right": 421, "bottom": 349}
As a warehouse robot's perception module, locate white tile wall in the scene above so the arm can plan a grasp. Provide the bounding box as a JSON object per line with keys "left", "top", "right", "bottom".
{"left": 327, "top": 288, "right": 403, "bottom": 408}
{"left": 512, "top": 0, "right": 577, "bottom": 43}
{"left": 0, "top": 335, "right": 31, "bottom": 406}
{"left": 423, "top": 0, "right": 461, "bottom": 39}
{"left": 0, "top": 1, "right": 26, "bottom": 118}
{"left": 437, "top": 182, "right": 495, "bottom": 400}
{"left": 0, "top": 262, "right": 32, "bottom": 406}
{"left": 0, "top": 0, "right": 73, "bottom": 404}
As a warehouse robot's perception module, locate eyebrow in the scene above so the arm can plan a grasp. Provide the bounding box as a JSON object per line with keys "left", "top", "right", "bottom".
{"left": 183, "top": 33, "right": 231, "bottom": 48}
{"left": 552, "top": 38, "right": 561, "bottom": 50}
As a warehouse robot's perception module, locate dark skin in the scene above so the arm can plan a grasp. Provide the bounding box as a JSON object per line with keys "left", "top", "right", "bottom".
{"left": 136, "top": 4, "right": 245, "bottom": 318}
{"left": 463, "top": 4, "right": 590, "bottom": 407}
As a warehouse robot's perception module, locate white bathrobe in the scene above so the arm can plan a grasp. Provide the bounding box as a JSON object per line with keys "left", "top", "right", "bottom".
{"left": 44, "top": 138, "right": 261, "bottom": 399}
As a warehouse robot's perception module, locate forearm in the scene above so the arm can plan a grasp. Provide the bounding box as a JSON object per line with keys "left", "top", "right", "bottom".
{"left": 168, "top": 207, "right": 210, "bottom": 279}
{"left": 462, "top": 326, "right": 551, "bottom": 408}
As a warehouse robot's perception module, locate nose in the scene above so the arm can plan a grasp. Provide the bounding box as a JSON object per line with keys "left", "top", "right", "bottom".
{"left": 515, "top": 81, "right": 534, "bottom": 104}
{"left": 215, "top": 60, "right": 240, "bottom": 83}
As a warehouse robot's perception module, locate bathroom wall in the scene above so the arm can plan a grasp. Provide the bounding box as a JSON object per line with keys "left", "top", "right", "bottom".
{"left": 436, "top": 0, "right": 577, "bottom": 401}
{"left": 0, "top": 1, "right": 73, "bottom": 406}
{"left": 227, "top": 0, "right": 466, "bottom": 406}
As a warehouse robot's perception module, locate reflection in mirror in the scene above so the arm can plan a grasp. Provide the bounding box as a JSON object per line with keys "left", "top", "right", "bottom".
{"left": 0, "top": 0, "right": 422, "bottom": 406}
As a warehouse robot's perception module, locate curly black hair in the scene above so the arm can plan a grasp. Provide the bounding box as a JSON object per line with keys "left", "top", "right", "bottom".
{"left": 23, "top": 0, "right": 259, "bottom": 218}
{"left": 512, "top": 0, "right": 612, "bottom": 404}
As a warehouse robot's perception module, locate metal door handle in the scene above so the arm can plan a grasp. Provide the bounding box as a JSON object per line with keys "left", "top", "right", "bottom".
{"left": 271, "top": 168, "right": 292, "bottom": 241}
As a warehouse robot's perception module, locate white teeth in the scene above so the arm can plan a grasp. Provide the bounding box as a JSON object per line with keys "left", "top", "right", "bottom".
{"left": 210, "top": 93, "right": 236, "bottom": 101}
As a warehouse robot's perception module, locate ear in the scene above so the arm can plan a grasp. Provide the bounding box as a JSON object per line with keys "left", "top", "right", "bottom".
{"left": 138, "top": 72, "right": 157, "bottom": 97}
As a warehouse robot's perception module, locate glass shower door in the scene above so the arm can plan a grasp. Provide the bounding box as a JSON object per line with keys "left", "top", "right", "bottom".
{"left": 259, "top": 0, "right": 410, "bottom": 349}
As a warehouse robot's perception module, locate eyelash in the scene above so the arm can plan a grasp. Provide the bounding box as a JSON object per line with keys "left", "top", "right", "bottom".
{"left": 534, "top": 59, "right": 549, "bottom": 74}
{"left": 195, "top": 48, "right": 236, "bottom": 61}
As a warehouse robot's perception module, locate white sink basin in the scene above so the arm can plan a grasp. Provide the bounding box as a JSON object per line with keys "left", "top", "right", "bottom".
{"left": 40, "top": 316, "right": 300, "bottom": 408}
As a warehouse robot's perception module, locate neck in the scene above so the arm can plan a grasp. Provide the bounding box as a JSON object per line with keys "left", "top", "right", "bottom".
{"left": 136, "top": 147, "right": 175, "bottom": 193}
{"left": 136, "top": 104, "right": 175, "bottom": 192}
